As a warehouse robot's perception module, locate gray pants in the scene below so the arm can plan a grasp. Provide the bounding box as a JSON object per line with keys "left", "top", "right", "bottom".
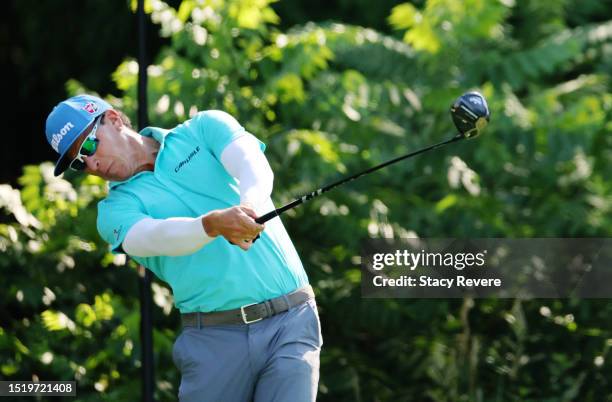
{"left": 173, "top": 298, "right": 323, "bottom": 402}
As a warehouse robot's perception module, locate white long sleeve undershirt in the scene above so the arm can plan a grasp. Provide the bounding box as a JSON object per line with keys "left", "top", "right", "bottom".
{"left": 122, "top": 134, "right": 273, "bottom": 257}
{"left": 220, "top": 134, "right": 274, "bottom": 214}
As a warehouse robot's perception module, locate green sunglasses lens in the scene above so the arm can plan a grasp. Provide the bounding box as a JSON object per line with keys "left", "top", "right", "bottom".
{"left": 68, "top": 117, "right": 101, "bottom": 172}
{"left": 69, "top": 136, "right": 99, "bottom": 171}
{"left": 80, "top": 137, "right": 98, "bottom": 156}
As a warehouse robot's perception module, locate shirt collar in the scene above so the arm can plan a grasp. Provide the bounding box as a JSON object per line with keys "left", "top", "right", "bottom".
{"left": 139, "top": 126, "right": 171, "bottom": 144}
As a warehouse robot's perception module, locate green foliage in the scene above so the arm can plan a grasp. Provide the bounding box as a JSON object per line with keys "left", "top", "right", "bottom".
{"left": 2, "top": 0, "right": 612, "bottom": 400}
{"left": 0, "top": 165, "right": 179, "bottom": 400}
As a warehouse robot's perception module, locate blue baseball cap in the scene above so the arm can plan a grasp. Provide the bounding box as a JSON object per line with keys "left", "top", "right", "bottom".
{"left": 45, "top": 94, "right": 111, "bottom": 176}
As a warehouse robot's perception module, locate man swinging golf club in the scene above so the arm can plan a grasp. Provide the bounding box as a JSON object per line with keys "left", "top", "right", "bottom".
{"left": 45, "top": 94, "right": 322, "bottom": 402}
{"left": 44, "top": 90, "right": 489, "bottom": 401}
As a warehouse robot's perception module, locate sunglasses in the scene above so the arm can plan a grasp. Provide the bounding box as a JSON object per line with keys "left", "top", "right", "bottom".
{"left": 69, "top": 116, "right": 101, "bottom": 171}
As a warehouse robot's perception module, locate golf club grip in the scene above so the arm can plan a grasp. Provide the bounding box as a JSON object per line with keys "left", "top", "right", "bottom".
{"left": 255, "top": 134, "right": 464, "bottom": 224}
{"left": 256, "top": 211, "right": 279, "bottom": 224}
{"left": 255, "top": 196, "right": 306, "bottom": 224}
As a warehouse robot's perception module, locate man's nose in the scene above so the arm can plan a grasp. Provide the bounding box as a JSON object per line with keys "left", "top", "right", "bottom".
{"left": 84, "top": 156, "right": 100, "bottom": 172}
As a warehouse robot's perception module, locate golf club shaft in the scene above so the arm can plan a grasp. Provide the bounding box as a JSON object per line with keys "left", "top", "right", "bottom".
{"left": 255, "top": 134, "right": 464, "bottom": 224}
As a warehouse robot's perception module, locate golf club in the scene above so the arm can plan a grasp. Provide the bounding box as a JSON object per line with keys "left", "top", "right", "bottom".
{"left": 255, "top": 91, "right": 490, "bottom": 225}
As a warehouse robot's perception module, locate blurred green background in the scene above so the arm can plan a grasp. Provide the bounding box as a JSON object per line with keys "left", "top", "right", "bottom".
{"left": 1, "top": 0, "right": 611, "bottom": 400}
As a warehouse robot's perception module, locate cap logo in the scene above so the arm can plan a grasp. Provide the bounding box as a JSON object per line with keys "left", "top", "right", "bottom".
{"left": 50, "top": 122, "right": 75, "bottom": 152}
{"left": 83, "top": 102, "right": 98, "bottom": 114}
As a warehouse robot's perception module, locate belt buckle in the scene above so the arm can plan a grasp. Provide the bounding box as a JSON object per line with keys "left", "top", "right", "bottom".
{"left": 240, "top": 303, "right": 263, "bottom": 324}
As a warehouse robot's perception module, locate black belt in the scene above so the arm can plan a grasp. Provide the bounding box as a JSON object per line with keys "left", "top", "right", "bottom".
{"left": 181, "top": 285, "right": 314, "bottom": 327}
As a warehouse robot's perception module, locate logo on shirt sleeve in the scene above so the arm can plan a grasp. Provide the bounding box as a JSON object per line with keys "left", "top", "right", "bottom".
{"left": 113, "top": 225, "right": 123, "bottom": 241}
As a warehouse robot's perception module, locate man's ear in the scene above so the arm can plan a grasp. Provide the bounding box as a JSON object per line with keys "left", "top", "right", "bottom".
{"left": 103, "top": 109, "right": 124, "bottom": 131}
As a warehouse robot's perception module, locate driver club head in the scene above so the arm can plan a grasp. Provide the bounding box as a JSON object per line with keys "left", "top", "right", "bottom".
{"left": 450, "top": 91, "right": 490, "bottom": 139}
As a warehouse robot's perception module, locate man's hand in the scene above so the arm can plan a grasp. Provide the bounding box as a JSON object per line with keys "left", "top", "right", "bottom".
{"left": 202, "top": 205, "right": 264, "bottom": 251}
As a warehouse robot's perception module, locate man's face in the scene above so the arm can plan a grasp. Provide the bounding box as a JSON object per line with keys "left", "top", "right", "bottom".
{"left": 66, "top": 110, "right": 139, "bottom": 181}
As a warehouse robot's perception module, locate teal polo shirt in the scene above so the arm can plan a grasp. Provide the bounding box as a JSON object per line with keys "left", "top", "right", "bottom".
{"left": 96, "top": 110, "right": 309, "bottom": 313}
